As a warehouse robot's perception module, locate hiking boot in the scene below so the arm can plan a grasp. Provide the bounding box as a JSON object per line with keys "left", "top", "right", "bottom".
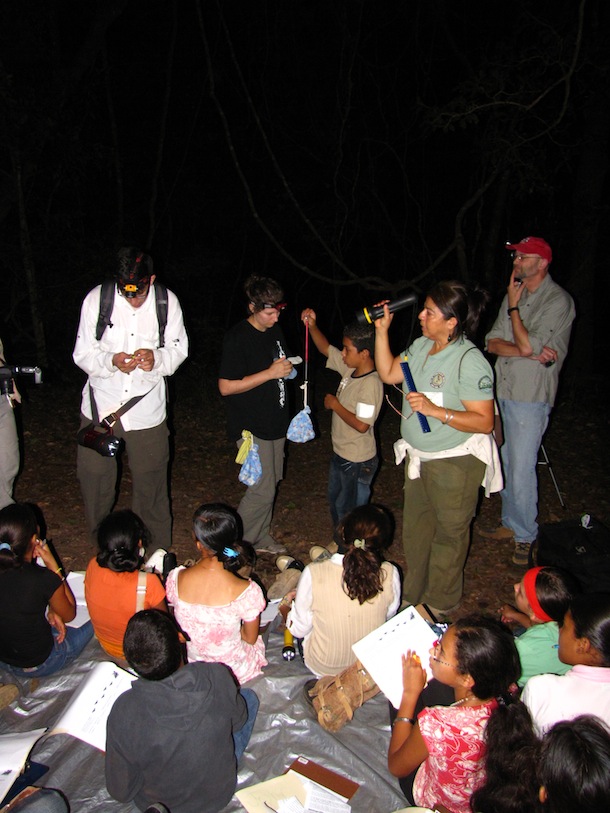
{"left": 512, "top": 542, "right": 532, "bottom": 567}
{"left": 478, "top": 524, "right": 515, "bottom": 541}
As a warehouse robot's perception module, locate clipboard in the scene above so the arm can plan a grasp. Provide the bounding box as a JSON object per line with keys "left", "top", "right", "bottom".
{"left": 286, "top": 756, "right": 359, "bottom": 801}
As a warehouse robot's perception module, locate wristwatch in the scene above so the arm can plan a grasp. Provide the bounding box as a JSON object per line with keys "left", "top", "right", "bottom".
{"left": 507, "top": 306, "right": 519, "bottom": 315}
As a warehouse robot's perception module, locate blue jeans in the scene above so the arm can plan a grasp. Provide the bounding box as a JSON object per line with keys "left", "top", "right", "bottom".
{"left": 0, "top": 622, "right": 94, "bottom": 679}
{"left": 499, "top": 399, "right": 551, "bottom": 544}
{"left": 233, "top": 688, "right": 259, "bottom": 760}
{"left": 328, "top": 453, "right": 379, "bottom": 527}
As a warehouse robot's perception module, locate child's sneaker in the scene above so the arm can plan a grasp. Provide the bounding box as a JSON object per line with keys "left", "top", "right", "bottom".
{"left": 310, "top": 545, "right": 332, "bottom": 562}
{"left": 276, "top": 554, "right": 295, "bottom": 572}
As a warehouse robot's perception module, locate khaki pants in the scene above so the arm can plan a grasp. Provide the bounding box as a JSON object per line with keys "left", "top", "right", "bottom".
{"left": 0, "top": 400, "right": 19, "bottom": 510}
{"left": 77, "top": 414, "right": 171, "bottom": 549}
{"left": 402, "top": 454, "right": 485, "bottom": 610}
{"left": 237, "top": 435, "right": 285, "bottom": 547}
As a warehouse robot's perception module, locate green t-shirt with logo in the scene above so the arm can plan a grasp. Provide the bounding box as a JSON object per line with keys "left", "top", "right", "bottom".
{"left": 400, "top": 336, "right": 494, "bottom": 453}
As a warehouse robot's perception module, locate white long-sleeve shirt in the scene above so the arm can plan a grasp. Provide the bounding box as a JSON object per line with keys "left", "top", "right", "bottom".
{"left": 73, "top": 282, "right": 188, "bottom": 430}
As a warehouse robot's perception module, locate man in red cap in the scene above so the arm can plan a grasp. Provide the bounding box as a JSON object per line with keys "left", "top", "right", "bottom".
{"left": 480, "top": 237, "right": 575, "bottom": 565}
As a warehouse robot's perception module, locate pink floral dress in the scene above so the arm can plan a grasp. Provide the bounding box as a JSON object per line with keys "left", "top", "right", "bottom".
{"left": 413, "top": 700, "right": 497, "bottom": 813}
{"left": 166, "top": 567, "right": 267, "bottom": 684}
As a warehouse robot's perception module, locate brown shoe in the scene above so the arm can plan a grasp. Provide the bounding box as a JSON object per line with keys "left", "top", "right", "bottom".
{"left": 477, "top": 525, "right": 515, "bottom": 541}
{"left": 512, "top": 542, "right": 532, "bottom": 567}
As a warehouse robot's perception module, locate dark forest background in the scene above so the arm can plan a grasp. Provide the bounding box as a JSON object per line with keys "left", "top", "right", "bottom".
{"left": 1, "top": 0, "right": 608, "bottom": 391}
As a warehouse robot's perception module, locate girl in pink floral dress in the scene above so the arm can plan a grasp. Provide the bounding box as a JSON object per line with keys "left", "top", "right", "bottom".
{"left": 166, "top": 503, "right": 267, "bottom": 684}
{"left": 388, "top": 615, "right": 520, "bottom": 813}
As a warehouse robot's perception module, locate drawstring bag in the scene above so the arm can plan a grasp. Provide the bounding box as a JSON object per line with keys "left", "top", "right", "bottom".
{"left": 287, "top": 404, "right": 315, "bottom": 443}
{"left": 287, "top": 319, "right": 315, "bottom": 443}
{"left": 236, "top": 430, "right": 262, "bottom": 486}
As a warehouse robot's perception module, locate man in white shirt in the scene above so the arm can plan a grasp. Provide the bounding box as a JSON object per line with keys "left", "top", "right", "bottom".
{"left": 73, "top": 247, "right": 188, "bottom": 550}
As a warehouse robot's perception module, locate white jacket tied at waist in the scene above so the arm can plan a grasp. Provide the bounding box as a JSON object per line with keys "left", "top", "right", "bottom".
{"left": 393, "top": 432, "right": 503, "bottom": 497}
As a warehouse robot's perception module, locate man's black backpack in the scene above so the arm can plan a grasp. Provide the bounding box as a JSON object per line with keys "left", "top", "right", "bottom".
{"left": 95, "top": 279, "right": 168, "bottom": 347}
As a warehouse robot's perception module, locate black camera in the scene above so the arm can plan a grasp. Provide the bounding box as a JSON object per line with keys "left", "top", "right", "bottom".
{"left": 0, "top": 365, "right": 43, "bottom": 398}
{"left": 77, "top": 425, "right": 123, "bottom": 457}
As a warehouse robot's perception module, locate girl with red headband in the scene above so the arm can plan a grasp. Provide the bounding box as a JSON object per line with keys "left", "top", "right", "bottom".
{"left": 500, "top": 565, "right": 580, "bottom": 687}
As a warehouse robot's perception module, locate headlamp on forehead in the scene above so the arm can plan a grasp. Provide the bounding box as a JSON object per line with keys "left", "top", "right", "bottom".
{"left": 117, "top": 252, "right": 151, "bottom": 298}
{"left": 261, "top": 301, "right": 287, "bottom": 312}
{"left": 119, "top": 277, "right": 150, "bottom": 298}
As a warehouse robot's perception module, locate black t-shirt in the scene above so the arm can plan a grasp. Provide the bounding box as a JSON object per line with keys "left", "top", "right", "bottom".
{"left": 219, "top": 320, "right": 292, "bottom": 441}
{"left": 0, "top": 563, "right": 62, "bottom": 667}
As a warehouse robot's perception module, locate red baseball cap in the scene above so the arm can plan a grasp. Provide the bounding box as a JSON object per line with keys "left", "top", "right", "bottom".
{"left": 505, "top": 236, "right": 552, "bottom": 263}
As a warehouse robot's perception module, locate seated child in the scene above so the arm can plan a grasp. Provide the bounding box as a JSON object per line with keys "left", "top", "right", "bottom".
{"left": 388, "top": 615, "right": 521, "bottom": 813}
{"left": 85, "top": 510, "right": 167, "bottom": 661}
{"left": 522, "top": 592, "right": 610, "bottom": 735}
{"left": 165, "top": 503, "right": 267, "bottom": 684}
{"left": 472, "top": 712, "right": 610, "bottom": 813}
{"left": 281, "top": 504, "right": 400, "bottom": 677}
{"left": 0, "top": 503, "right": 93, "bottom": 678}
{"left": 500, "top": 565, "right": 580, "bottom": 687}
{"left": 301, "top": 309, "right": 383, "bottom": 526}
{"left": 106, "top": 610, "right": 258, "bottom": 813}
{"left": 538, "top": 714, "right": 610, "bottom": 812}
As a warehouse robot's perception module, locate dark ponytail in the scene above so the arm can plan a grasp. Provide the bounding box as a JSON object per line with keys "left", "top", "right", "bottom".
{"left": 428, "top": 280, "right": 490, "bottom": 343}
{"left": 0, "top": 503, "right": 37, "bottom": 571}
{"left": 96, "top": 509, "right": 149, "bottom": 573}
{"left": 192, "top": 502, "right": 243, "bottom": 571}
{"left": 470, "top": 701, "right": 541, "bottom": 813}
{"left": 340, "top": 504, "right": 393, "bottom": 604}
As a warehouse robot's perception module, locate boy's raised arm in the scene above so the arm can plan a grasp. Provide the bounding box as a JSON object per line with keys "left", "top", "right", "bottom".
{"left": 301, "top": 308, "right": 330, "bottom": 357}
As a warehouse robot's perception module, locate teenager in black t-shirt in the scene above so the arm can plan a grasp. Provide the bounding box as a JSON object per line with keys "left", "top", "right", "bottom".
{"left": 218, "top": 275, "right": 294, "bottom": 555}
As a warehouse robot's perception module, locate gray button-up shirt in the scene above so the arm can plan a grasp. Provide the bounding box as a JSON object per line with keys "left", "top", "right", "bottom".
{"left": 486, "top": 274, "right": 575, "bottom": 406}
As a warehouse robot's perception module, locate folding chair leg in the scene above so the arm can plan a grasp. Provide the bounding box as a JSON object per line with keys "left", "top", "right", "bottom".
{"left": 539, "top": 444, "right": 566, "bottom": 509}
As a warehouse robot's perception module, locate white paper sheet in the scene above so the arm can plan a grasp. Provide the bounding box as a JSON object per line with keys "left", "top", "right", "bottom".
{"left": 49, "top": 661, "right": 135, "bottom": 751}
{"left": 66, "top": 571, "right": 91, "bottom": 628}
{"left": 261, "top": 599, "right": 281, "bottom": 626}
{"left": 351, "top": 606, "right": 437, "bottom": 709}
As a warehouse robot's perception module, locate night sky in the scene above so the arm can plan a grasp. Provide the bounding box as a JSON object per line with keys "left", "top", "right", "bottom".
{"left": 1, "top": 0, "right": 608, "bottom": 375}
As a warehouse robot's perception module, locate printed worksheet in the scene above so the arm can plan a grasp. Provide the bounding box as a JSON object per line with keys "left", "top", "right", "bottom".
{"left": 352, "top": 606, "right": 437, "bottom": 708}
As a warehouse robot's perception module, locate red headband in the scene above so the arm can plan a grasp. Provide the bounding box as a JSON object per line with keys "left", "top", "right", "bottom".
{"left": 523, "top": 567, "right": 553, "bottom": 623}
